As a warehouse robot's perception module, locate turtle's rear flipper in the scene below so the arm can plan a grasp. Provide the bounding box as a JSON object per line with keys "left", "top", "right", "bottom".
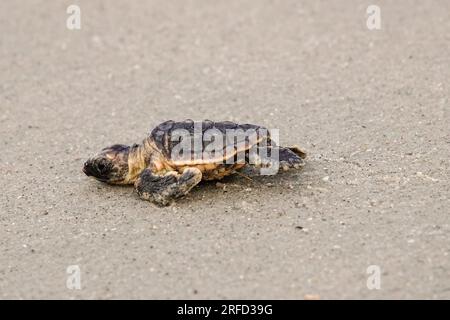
{"left": 278, "top": 146, "right": 306, "bottom": 171}
{"left": 246, "top": 146, "right": 306, "bottom": 171}
{"left": 285, "top": 146, "right": 307, "bottom": 159}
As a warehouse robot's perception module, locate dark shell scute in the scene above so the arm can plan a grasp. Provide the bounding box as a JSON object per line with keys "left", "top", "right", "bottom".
{"left": 213, "top": 121, "right": 238, "bottom": 133}
{"left": 150, "top": 120, "right": 270, "bottom": 161}
{"left": 157, "top": 120, "right": 175, "bottom": 131}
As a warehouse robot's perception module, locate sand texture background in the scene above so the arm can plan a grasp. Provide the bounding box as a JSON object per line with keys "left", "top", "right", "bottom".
{"left": 0, "top": 0, "right": 449, "bottom": 299}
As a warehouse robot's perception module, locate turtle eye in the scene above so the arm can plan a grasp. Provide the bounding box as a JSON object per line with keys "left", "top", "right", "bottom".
{"left": 97, "top": 162, "right": 107, "bottom": 173}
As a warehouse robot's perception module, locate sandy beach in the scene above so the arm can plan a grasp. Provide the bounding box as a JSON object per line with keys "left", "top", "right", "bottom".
{"left": 0, "top": 0, "right": 449, "bottom": 299}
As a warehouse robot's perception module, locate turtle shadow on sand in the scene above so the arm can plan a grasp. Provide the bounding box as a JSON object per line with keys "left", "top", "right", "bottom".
{"left": 172, "top": 164, "right": 317, "bottom": 208}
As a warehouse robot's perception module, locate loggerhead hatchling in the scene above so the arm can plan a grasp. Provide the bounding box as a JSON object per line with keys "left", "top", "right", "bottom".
{"left": 83, "top": 120, "right": 306, "bottom": 206}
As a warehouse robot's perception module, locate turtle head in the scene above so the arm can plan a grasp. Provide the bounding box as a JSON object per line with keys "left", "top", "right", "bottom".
{"left": 83, "top": 144, "right": 131, "bottom": 184}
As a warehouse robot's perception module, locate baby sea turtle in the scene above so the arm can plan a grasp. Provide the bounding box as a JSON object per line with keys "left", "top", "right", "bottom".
{"left": 83, "top": 120, "right": 306, "bottom": 206}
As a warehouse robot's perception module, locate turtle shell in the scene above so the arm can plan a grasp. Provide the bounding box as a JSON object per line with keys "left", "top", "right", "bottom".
{"left": 150, "top": 119, "right": 271, "bottom": 166}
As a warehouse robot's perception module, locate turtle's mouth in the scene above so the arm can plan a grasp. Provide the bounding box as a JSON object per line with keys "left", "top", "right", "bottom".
{"left": 83, "top": 160, "right": 121, "bottom": 184}
{"left": 83, "top": 161, "right": 110, "bottom": 181}
{"left": 82, "top": 163, "right": 90, "bottom": 176}
{"left": 83, "top": 161, "right": 97, "bottom": 177}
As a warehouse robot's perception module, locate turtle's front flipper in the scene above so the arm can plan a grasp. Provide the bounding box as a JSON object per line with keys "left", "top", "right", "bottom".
{"left": 135, "top": 168, "right": 202, "bottom": 206}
